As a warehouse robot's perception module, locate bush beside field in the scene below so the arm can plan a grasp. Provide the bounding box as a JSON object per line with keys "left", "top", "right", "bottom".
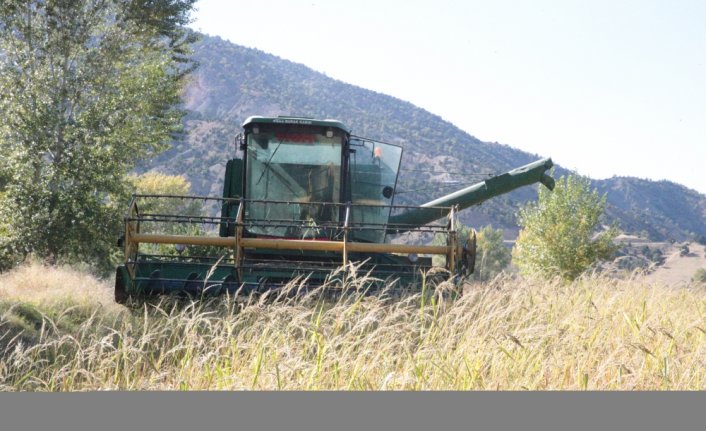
{"left": 1, "top": 263, "right": 705, "bottom": 391}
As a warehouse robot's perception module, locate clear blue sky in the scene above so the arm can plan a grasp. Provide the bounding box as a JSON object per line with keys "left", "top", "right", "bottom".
{"left": 192, "top": 0, "right": 706, "bottom": 194}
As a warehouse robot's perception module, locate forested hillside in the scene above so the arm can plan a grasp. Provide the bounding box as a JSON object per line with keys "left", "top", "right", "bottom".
{"left": 595, "top": 178, "right": 706, "bottom": 241}
{"left": 143, "top": 35, "right": 706, "bottom": 241}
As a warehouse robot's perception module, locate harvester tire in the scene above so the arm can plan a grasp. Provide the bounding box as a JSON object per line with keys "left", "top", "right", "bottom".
{"left": 461, "top": 230, "right": 477, "bottom": 276}
{"left": 115, "top": 268, "right": 129, "bottom": 304}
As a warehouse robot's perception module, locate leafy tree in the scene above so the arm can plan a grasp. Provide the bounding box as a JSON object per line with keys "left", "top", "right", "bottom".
{"left": 0, "top": 0, "right": 197, "bottom": 270}
{"left": 474, "top": 225, "right": 512, "bottom": 281}
{"left": 512, "top": 174, "right": 618, "bottom": 281}
{"left": 127, "top": 171, "right": 215, "bottom": 258}
{"left": 129, "top": 171, "right": 203, "bottom": 217}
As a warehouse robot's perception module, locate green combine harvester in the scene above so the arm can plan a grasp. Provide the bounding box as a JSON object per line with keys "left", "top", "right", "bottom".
{"left": 114, "top": 116, "right": 555, "bottom": 303}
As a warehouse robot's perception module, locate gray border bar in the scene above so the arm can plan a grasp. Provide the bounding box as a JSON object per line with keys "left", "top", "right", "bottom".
{"left": 1, "top": 392, "right": 705, "bottom": 431}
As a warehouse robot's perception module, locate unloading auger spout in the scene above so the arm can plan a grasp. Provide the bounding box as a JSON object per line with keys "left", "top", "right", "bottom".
{"left": 387, "top": 158, "right": 555, "bottom": 234}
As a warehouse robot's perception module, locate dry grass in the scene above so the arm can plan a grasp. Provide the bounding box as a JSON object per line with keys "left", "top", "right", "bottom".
{"left": 0, "top": 262, "right": 116, "bottom": 306}
{"left": 1, "top": 262, "right": 705, "bottom": 391}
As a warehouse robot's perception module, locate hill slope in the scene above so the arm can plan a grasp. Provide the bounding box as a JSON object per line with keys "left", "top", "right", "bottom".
{"left": 143, "top": 35, "right": 706, "bottom": 241}
{"left": 595, "top": 177, "right": 706, "bottom": 241}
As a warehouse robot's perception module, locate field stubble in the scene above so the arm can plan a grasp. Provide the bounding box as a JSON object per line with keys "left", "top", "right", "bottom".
{"left": 1, "top": 262, "right": 705, "bottom": 390}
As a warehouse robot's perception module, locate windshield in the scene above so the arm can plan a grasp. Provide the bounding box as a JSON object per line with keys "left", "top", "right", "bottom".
{"left": 245, "top": 129, "right": 343, "bottom": 237}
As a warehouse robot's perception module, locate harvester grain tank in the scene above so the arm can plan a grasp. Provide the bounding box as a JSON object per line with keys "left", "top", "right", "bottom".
{"left": 114, "top": 116, "right": 555, "bottom": 302}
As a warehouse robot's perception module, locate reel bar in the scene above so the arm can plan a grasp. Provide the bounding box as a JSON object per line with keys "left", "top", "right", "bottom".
{"left": 130, "top": 233, "right": 454, "bottom": 256}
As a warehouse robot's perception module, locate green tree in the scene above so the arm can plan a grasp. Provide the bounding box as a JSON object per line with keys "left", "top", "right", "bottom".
{"left": 129, "top": 171, "right": 203, "bottom": 217}
{"left": 474, "top": 225, "right": 512, "bottom": 281}
{"left": 127, "top": 172, "right": 220, "bottom": 259}
{"left": 512, "top": 174, "right": 618, "bottom": 281}
{"left": 0, "top": 0, "right": 197, "bottom": 270}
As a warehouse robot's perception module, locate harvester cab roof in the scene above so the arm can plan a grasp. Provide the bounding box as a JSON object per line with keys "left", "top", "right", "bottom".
{"left": 114, "top": 115, "right": 555, "bottom": 303}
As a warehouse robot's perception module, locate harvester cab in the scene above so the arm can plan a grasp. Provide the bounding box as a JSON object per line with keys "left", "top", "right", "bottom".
{"left": 115, "top": 116, "right": 555, "bottom": 303}
{"left": 222, "top": 117, "right": 403, "bottom": 242}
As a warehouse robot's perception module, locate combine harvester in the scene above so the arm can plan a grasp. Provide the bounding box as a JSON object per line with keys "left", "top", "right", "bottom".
{"left": 115, "top": 116, "right": 555, "bottom": 303}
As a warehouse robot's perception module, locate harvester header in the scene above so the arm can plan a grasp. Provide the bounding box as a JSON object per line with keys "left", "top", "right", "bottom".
{"left": 114, "top": 115, "right": 554, "bottom": 302}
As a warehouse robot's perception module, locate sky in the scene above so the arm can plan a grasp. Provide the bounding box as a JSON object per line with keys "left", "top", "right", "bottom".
{"left": 191, "top": 0, "right": 706, "bottom": 194}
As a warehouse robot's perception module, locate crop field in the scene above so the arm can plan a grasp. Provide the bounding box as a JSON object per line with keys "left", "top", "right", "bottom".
{"left": 1, "top": 262, "right": 705, "bottom": 391}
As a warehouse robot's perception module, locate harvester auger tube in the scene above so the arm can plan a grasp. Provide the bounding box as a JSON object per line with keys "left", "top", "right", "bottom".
{"left": 387, "top": 158, "right": 555, "bottom": 234}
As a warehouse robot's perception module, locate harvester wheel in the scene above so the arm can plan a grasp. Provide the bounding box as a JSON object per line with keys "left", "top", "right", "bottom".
{"left": 183, "top": 272, "right": 202, "bottom": 296}
{"left": 115, "top": 268, "right": 129, "bottom": 304}
{"left": 461, "top": 230, "right": 477, "bottom": 276}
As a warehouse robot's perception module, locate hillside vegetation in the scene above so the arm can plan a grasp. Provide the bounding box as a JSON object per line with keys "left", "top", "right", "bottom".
{"left": 142, "top": 35, "right": 706, "bottom": 241}
{"left": 2, "top": 263, "right": 705, "bottom": 390}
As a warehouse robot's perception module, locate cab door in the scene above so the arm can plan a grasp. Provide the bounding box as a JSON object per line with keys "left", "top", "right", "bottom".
{"left": 348, "top": 137, "right": 402, "bottom": 242}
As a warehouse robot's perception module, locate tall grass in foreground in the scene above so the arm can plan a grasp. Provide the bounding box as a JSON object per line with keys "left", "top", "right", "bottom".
{"left": 1, "top": 263, "right": 705, "bottom": 390}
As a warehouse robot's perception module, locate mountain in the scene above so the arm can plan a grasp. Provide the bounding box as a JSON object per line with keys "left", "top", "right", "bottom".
{"left": 595, "top": 178, "right": 706, "bottom": 241}
{"left": 142, "top": 35, "right": 706, "bottom": 241}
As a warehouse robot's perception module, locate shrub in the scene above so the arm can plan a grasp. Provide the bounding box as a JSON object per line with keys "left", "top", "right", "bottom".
{"left": 473, "top": 225, "right": 512, "bottom": 281}
{"left": 693, "top": 268, "right": 706, "bottom": 284}
{"left": 513, "top": 174, "right": 618, "bottom": 281}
